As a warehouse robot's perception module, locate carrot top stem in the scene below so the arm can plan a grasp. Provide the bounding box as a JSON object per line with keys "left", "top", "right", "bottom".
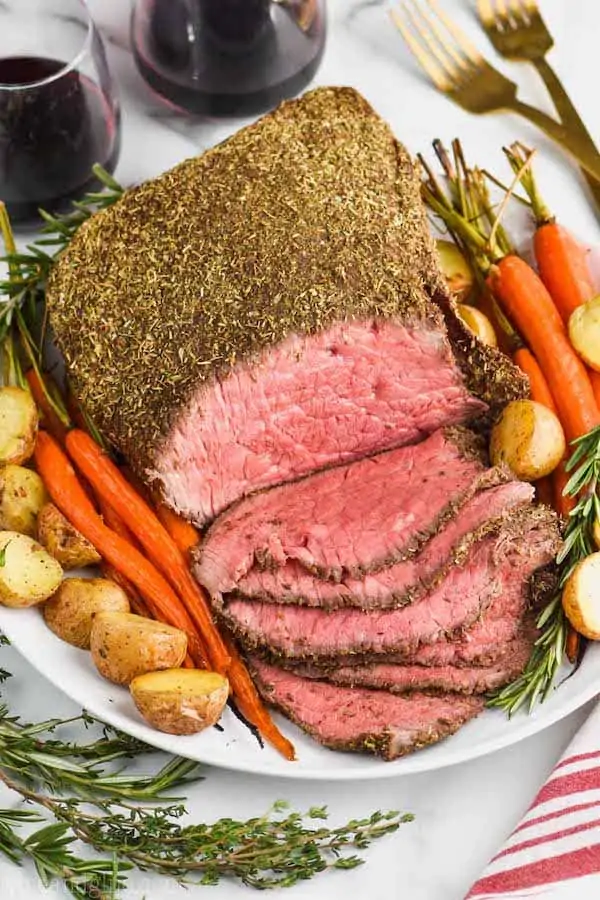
{"left": 503, "top": 142, "right": 553, "bottom": 225}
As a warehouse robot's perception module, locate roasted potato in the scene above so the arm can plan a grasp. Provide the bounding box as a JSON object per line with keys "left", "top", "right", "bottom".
{"left": 490, "top": 400, "right": 566, "bottom": 481}
{"left": 457, "top": 305, "right": 498, "bottom": 348}
{"left": 43, "top": 578, "right": 130, "bottom": 649}
{"left": 0, "top": 387, "right": 38, "bottom": 466}
{"left": 569, "top": 295, "right": 600, "bottom": 371}
{"left": 36, "top": 502, "right": 101, "bottom": 569}
{"left": 0, "top": 531, "right": 63, "bottom": 607}
{"left": 436, "top": 240, "right": 474, "bottom": 301}
{"left": 90, "top": 612, "right": 188, "bottom": 685}
{"left": 130, "top": 669, "right": 229, "bottom": 735}
{"left": 0, "top": 465, "right": 48, "bottom": 536}
{"left": 562, "top": 553, "right": 600, "bottom": 640}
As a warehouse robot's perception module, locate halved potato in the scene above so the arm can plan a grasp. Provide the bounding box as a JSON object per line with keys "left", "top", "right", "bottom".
{"left": 36, "top": 502, "right": 101, "bottom": 569}
{"left": 0, "top": 387, "right": 39, "bottom": 466}
{"left": 490, "top": 400, "right": 566, "bottom": 481}
{"left": 43, "top": 578, "right": 130, "bottom": 649}
{"left": 90, "top": 612, "right": 188, "bottom": 685}
{"left": 457, "top": 305, "right": 498, "bottom": 348}
{"left": 130, "top": 668, "right": 229, "bottom": 735}
{"left": 436, "top": 240, "right": 474, "bottom": 301}
{"left": 562, "top": 553, "right": 600, "bottom": 640}
{"left": 0, "top": 531, "right": 63, "bottom": 607}
{"left": 569, "top": 295, "right": 600, "bottom": 371}
{"left": 0, "top": 465, "right": 48, "bottom": 535}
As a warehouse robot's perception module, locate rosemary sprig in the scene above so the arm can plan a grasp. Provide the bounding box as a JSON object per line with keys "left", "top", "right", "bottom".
{"left": 0, "top": 661, "right": 407, "bottom": 895}
{"left": 488, "top": 425, "right": 600, "bottom": 714}
{"left": 0, "top": 164, "right": 123, "bottom": 341}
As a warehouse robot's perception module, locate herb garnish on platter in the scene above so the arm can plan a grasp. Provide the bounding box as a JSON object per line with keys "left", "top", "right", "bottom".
{"left": 0, "top": 642, "right": 406, "bottom": 896}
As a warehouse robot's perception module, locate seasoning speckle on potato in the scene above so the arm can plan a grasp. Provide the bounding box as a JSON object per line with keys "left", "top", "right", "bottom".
{"left": 130, "top": 669, "right": 229, "bottom": 735}
{"left": 0, "top": 465, "right": 48, "bottom": 535}
{"left": 90, "top": 612, "right": 188, "bottom": 685}
{"left": 0, "top": 387, "right": 39, "bottom": 466}
{"left": 37, "top": 503, "right": 101, "bottom": 569}
{"left": 43, "top": 578, "right": 130, "bottom": 649}
{"left": 0, "top": 531, "right": 63, "bottom": 607}
{"left": 490, "top": 399, "right": 566, "bottom": 481}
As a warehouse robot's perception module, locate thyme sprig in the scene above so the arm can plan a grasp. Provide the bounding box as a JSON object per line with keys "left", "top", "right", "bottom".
{"left": 0, "top": 675, "right": 407, "bottom": 896}
{"left": 488, "top": 425, "right": 600, "bottom": 714}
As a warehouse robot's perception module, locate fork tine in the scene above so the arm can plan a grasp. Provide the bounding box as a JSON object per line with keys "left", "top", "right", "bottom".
{"left": 410, "top": 0, "right": 470, "bottom": 72}
{"left": 508, "top": 0, "right": 529, "bottom": 24}
{"left": 476, "top": 0, "right": 495, "bottom": 27}
{"left": 427, "top": 0, "right": 483, "bottom": 64}
{"left": 389, "top": 8, "right": 452, "bottom": 90}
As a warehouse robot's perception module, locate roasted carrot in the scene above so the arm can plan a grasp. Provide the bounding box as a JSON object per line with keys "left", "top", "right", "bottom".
{"left": 66, "top": 386, "right": 90, "bottom": 433}
{"left": 64, "top": 429, "right": 230, "bottom": 674}
{"left": 590, "top": 370, "right": 600, "bottom": 410}
{"left": 512, "top": 348, "right": 558, "bottom": 413}
{"left": 565, "top": 625, "right": 581, "bottom": 666}
{"left": 97, "top": 497, "right": 139, "bottom": 548}
{"left": 26, "top": 369, "right": 69, "bottom": 444}
{"left": 534, "top": 223, "right": 596, "bottom": 324}
{"left": 489, "top": 256, "right": 600, "bottom": 441}
{"left": 100, "top": 562, "right": 150, "bottom": 617}
{"left": 159, "top": 507, "right": 294, "bottom": 759}
{"left": 552, "top": 460, "right": 576, "bottom": 520}
{"left": 224, "top": 635, "right": 296, "bottom": 761}
{"left": 34, "top": 432, "right": 208, "bottom": 668}
{"left": 535, "top": 477, "right": 553, "bottom": 507}
{"left": 156, "top": 503, "right": 200, "bottom": 555}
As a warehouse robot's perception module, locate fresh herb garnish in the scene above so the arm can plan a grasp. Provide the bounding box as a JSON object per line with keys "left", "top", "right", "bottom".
{"left": 0, "top": 692, "right": 407, "bottom": 896}
{"left": 488, "top": 425, "right": 600, "bottom": 714}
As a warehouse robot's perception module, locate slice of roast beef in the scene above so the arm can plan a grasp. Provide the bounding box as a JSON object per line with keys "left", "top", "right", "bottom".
{"left": 284, "top": 628, "right": 534, "bottom": 694}
{"left": 251, "top": 659, "right": 484, "bottom": 759}
{"left": 196, "top": 427, "right": 491, "bottom": 594}
{"left": 219, "top": 506, "right": 559, "bottom": 662}
{"left": 234, "top": 480, "right": 534, "bottom": 608}
{"left": 48, "top": 87, "right": 525, "bottom": 526}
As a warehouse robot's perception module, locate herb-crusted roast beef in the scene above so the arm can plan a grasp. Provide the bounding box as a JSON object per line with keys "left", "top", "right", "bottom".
{"left": 229, "top": 480, "right": 534, "bottom": 609}
{"left": 47, "top": 86, "right": 525, "bottom": 525}
{"left": 195, "top": 427, "right": 494, "bottom": 595}
{"left": 217, "top": 506, "right": 559, "bottom": 662}
{"left": 251, "top": 660, "right": 484, "bottom": 759}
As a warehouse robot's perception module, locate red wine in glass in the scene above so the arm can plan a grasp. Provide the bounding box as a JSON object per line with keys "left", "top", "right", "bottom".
{"left": 0, "top": 56, "right": 120, "bottom": 224}
{"left": 132, "top": 0, "right": 327, "bottom": 117}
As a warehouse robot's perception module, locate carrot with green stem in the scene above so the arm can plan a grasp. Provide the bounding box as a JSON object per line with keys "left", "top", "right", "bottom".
{"left": 505, "top": 143, "right": 597, "bottom": 325}
{"left": 512, "top": 348, "right": 557, "bottom": 412}
{"left": 33, "top": 432, "right": 209, "bottom": 669}
{"left": 64, "top": 428, "right": 231, "bottom": 674}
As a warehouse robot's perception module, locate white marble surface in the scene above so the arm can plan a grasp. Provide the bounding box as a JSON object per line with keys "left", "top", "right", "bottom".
{"left": 2, "top": 0, "right": 600, "bottom": 897}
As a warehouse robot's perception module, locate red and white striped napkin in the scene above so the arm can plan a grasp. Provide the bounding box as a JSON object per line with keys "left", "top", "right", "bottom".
{"left": 466, "top": 703, "right": 600, "bottom": 898}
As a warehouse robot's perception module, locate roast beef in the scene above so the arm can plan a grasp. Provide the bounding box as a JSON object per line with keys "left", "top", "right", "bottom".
{"left": 251, "top": 659, "right": 484, "bottom": 759}
{"left": 195, "top": 427, "right": 494, "bottom": 594}
{"left": 234, "top": 480, "right": 534, "bottom": 608}
{"left": 219, "top": 506, "right": 559, "bottom": 662}
{"left": 285, "top": 628, "right": 534, "bottom": 694}
{"left": 47, "top": 87, "right": 525, "bottom": 526}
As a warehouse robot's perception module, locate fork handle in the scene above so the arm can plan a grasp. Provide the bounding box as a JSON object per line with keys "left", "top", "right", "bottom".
{"left": 533, "top": 57, "right": 600, "bottom": 206}
{"left": 508, "top": 98, "right": 600, "bottom": 184}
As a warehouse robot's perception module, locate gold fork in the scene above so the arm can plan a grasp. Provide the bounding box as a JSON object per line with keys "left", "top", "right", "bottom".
{"left": 477, "top": 0, "right": 600, "bottom": 204}
{"left": 390, "top": 0, "right": 600, "bottom": 184}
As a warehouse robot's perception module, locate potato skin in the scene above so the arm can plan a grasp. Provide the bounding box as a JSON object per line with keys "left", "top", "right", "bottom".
{"left": 569, "top": 296, "right": 600, "bottom": 372}
{"left": 490, "top": 400, "right": 566, "bottom": 481}
{"left": 37, "top": 503, "right": 101, "bottom": 569}
{"left": 562, "top": 553, "right": 600, "bottom": 640}
{"left": 130, "top": 669, "right": 229, "bottom": 735}
{"left": 0, "top": 387, "right": 38, "bottom": 466}
{"left": 90, "top": 612, "right": 188, "bottom": 685}
{"left": 43, "top": 578, "right": 130, "bottom": 649}
{"left": 0, "top": 531, "right": 63, "bottom": 607}
{"left": 0, "top": 465, "right": 48, "bottom": 536}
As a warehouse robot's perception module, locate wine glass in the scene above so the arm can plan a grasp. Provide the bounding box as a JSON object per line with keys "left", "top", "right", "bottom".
{"left": 0, "top": 0, "right": 121, "bottom": 224}
{"left": 131, "top": 0, "right": 327, "bottom": 117}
